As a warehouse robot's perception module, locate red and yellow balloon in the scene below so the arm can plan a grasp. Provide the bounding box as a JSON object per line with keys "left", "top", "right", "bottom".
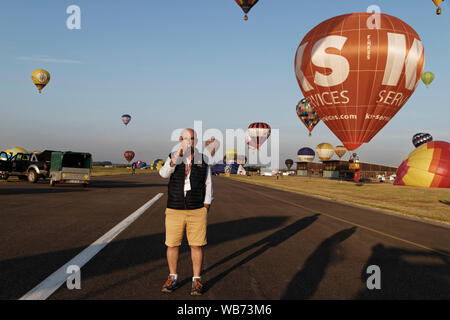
{"left": 394, "top": 141, "right": 450, "bottom": 188}
{"left": 295, "top": 13, "right": 425, "bottom": 151}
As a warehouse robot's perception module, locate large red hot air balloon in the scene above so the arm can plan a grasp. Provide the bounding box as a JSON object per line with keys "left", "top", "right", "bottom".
{"left": 295, "top": 13, "right": 425, "bottom": 151}
{"left": 124, "top": 151, "right": 135, "bottom": 163}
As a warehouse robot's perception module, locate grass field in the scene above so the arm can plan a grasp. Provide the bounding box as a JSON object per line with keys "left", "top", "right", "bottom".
{"left": 228, "top": 175, "right": 450, "bottom": 225}
{"left": 91, "top": 166, "right": 157, "bottom": 176}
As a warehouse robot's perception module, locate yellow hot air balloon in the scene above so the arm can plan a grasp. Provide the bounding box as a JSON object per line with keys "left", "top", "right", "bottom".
{"left": 3, "top": 147, "right": 29, "bottom": 160}
{"left": 335, "top": 146, "right": 347, "bottom": 159}
{"left": 316, "top": 143, "right": 334, "bottom": 161}
{"left": 225, "top": 149, "right": 237, "bottom": 163}
{"left": 31, "top": 69, "right": 50, "bottom": 93}
{"left": 433, "top": 0, "right": 445, "bottom": 14}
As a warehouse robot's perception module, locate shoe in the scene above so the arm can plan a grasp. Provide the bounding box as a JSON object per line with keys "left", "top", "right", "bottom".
{"left": 191, "top": 279, "right": 203, "bottom": 296}
{"left": 161, "top": 276, "right": 178, "bottom": 293}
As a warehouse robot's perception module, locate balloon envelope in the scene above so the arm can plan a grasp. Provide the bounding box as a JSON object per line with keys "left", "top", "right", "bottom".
{"left": 31, "top": 69, "right": 50, "bottom": 93}
{"left": 421, "top": 72, "right": 434, "bottom": 87}
{"left": 412, "top": 133, "right": 433, "bottom": 148}
{"left": 121, "top": 114, "right": 131, "bottom": 126}
{"left": 150, "top": 159, "right": 164, "bottom": 170}
{"left": 296, "top": 98, "right": 320, "bottom": 135}
{"left": 433, "top": 0, "right": 444, "bottom": 7}
{"left": 235, "top": 0, "right": 259, "bottom": 18}
{"left": 247, "top": 122, "right": 271, "bottom": 151}
{"left": 297, "top": 147, "right": 315, "bottom": 162}
{"left": 295, "top": 13, "right": 425, "bottom": 151}
{"left": 225, "top": 149, "right": 237, "bottom": 163}
{"left": 124, "top": 151, "right": 135, "bottom": 163}
{"left": 2, "top": 147, "right": 29, "bottom": 160}
{"left": 394, "top": 141, "right": 450, "bottom": 188}
{"left": 316, "top": 143, "right": 334, "bottom": 161}
{"left": 205, "top": 137, "right": 220, "bottom": 157}
{"left": 335, "top": 146, "right": 347, "bottom": 159}
{"left": 285, "top": 159, "right": 294, "bottom": 169}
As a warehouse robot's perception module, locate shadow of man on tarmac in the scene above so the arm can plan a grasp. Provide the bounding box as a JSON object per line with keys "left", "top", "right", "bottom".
{"left": 180, "top": 214, "right": 320, "bottom": 293}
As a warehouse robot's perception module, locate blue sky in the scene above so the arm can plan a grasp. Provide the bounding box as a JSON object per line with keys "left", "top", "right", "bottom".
{"left": 0, "top": 0, "right": 449, "bottom": 166}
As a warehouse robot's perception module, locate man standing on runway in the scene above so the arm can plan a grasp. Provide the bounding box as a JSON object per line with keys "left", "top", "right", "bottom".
{"left": 159, "top": 128, "right": 213, "bottom": 295}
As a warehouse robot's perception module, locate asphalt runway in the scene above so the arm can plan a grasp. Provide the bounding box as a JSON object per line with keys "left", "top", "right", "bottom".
{"left": 0, "top": 173, "right": 449, "bottom": 300}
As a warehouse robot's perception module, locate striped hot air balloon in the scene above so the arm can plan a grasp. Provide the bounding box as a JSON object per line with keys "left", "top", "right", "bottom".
{"left": 412, "top": 133, "right": 433, "bottom": 148}
{"left": 394, "top": 141, "right": 450, "bottom": 188}
{"left": 335, "top": 146, "right": 347, "bottom": 159}
{"left": 295, "top": 13, "right": 425, "bottom": 151}
{"left": 247, "top": 122, "right": 271, "bottom": 151}
{"left": 316, "top": 143, "right": 334, "bottom": 161}
{"left": 297, "top": 147, "right": 315, "bottom": 163}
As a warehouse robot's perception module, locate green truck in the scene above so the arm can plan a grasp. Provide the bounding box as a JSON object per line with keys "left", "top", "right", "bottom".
{"left": 49, "top": 151, "right": 92, "bottom": 187}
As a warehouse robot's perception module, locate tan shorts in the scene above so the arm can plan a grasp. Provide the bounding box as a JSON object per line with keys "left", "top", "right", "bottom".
{"left": 165, "top": 207, "right": 208, "bottom": 247}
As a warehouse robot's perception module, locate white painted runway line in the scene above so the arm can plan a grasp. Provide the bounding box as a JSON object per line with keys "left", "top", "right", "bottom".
{"left": 20, "top": 192, "right": 164, "bottom": 300}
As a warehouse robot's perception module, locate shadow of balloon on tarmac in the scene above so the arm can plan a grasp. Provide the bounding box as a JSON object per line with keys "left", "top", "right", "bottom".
{"left": 281, "top": 226, "right": 356, "bottom": 299}
{"left": 355, "top": 243, "right": 450, "bottom": 299}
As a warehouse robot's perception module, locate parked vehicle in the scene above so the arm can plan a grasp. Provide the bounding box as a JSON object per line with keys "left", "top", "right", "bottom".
{"left": 0, "top": 151, "right": 30, "bottom": 180}
{"left": 26, "top": 150, "right": 56, "bottom": 183}
{"left": 49, "top": 151, "right": 92, "bottom": 187}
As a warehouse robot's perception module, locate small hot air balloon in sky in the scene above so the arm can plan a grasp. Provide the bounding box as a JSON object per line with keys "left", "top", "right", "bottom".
{"left": 421, "top": 72, "right": 434, "bottom": 88}
{"left": 335, "top": 146, "right": 347, "bottom": 159}
{"left": 121, "top": 114, "right": 132, "bottom": 126}
{"left": 205, "top": 137, "right": 220, "bottom": 157}
{"left": 247, "top": 122, "right": 271, "bottom": 151}
{"left": 285, "top": 159, "right": 294, "bottom": 169}
{"left": 295, "top": 13, "right": 425, "bottom": 151}
{"left": 432, "top": 0, "right": 445, "bottom": 15}
{"left": 394, "top": 141, "right": 450, "bottom": 188}
{"left": 124, "top": 151, "right": 135, "bottom": 163}
{"left": 297, "top": 147, "right": 315, "bottom": 162}
{"left": 31, "top": 69, "right": 50, "bottom": 93}
{"left": 412, "top": 133, "right": 433, "bottom": 148}
{"left": 316, "top": 143, "right": 334, "bottom": 161}
{"left": 296, "top": 98, "right": 320, "bottom": 136}
{"left": 235, "top": 0, "right": 259, "bottom": 21}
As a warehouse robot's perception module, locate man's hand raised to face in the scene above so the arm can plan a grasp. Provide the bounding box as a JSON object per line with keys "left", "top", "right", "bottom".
{"left": 170, "top": 146, "right": 184, "bottom": 167}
